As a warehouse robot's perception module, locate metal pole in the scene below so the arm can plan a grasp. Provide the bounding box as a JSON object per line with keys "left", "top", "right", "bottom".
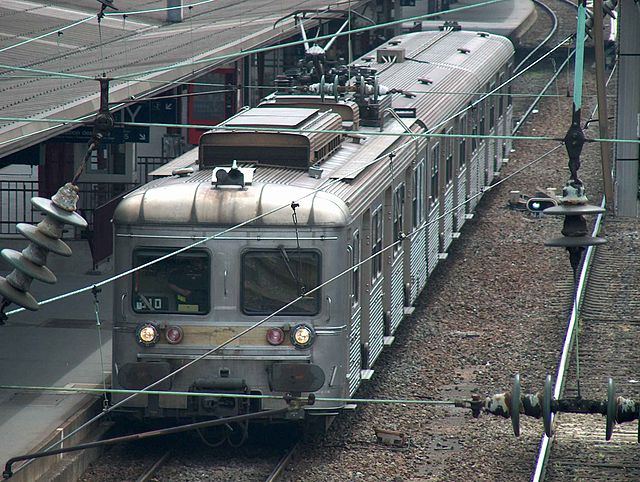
{"left": 593, "top": 0, "right": 615, "bottom": 211}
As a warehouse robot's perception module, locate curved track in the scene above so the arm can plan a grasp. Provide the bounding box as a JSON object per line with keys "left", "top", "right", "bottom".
{"left": 78, "top": 2, "right": 615, "bottom": 480}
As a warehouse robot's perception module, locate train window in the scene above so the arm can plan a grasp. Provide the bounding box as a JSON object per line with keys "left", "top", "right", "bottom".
{"left": 132, "top": 249, "right": 210, "bottom": 315}
{"left": 371, "top": 207, "right": 383, "bottom": 280}
{"left": 429, "top": 143, "right": 440, "bottom": 205}
{"left": 241, "top": 249, "right": 320, "bottom": 316}
{"left": 352, "top": 231, "right": 360, "bottom": 306}
{"left": 412, "top": 161, "right": 425, "bottom": 228}
{"left": 458, "top": 115, "right": 467, "bottom": 169}
{"left": 393, "top": 183, "right": 405, "bottom": 253}
{"left": 445, "top": 128, "right": 453, "bottom": 184}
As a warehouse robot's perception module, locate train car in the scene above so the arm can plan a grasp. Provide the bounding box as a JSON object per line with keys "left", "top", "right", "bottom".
{"left": 110, "top": 28, "right": 514, "bottom": 426}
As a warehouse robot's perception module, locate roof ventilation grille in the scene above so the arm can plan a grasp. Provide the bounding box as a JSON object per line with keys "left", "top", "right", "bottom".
{"left": 376, "top": 48, "right": 405, "bottom": 64}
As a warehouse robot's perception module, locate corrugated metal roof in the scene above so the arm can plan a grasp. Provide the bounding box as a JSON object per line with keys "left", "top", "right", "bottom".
{"left": 0, "top": 0, "right": 369, "bottom": 157}
{"left": 129, "top": 29, "right": 513, "bottom": 222}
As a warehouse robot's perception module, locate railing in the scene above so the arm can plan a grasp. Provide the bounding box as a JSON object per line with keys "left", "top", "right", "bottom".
{"left": 1, "top": 180, "right": 136, "bottom": 236}
{"left": 0, "top": 180, "right": 38, "bottom": 235}
{"left": 138, "top": 156, "right": 171, "bottom": 184}
{"left": 1, "top": 156, "right": 173, "bottom": 263}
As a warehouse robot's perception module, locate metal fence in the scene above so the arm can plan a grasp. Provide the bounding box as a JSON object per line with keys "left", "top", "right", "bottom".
{"left": 138, "top": 156, "right": 171, "bottom": 184}
{"left": 0, "top": 156, "right": 172, "bottom": 236}
{"left": 0, "top": 180, "right": 136, "bottom": 236}
{"left": 0, "top": 180, "right": 38, "bottom": 235}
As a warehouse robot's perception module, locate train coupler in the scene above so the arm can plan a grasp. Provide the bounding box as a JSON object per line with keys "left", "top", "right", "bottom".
{"left": 478, "top": 375, "right": 640, "bottom": 442}
{"left": 283, "top": 392, "right": 316, "bottom": 410}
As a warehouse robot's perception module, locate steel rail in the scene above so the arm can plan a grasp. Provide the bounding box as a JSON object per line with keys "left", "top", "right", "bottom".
{"left": 265, "top": 441, "right": 301, "bottom": 482}
{"left": 518, "top": 1, "right": 560, "bottom": 73}
{"left": 531, "top": 199, "right": 605, "bottom": 482}
{"left": 136, "top": 450, "right": 172, "bottom": 482}
{"left": 2, "top": 408, "right": 290, "bottom": 479}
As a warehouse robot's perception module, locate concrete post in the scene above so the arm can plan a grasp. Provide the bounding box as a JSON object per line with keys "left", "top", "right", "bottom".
{"left": 167, "top": 0, "right": 183, "bottom": 23}
{"left": 614, "top": 0, "right": 640, "bottom": 216}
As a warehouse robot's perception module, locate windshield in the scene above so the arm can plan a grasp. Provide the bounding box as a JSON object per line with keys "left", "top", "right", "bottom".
{"left": 132, "top": 249, "right": 210, "bottom": 315}
{"left": 241, "top": 249, "right": 320, "bottom": 315}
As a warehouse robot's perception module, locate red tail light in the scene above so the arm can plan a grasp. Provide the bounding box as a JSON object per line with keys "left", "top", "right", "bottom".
{"left": 165, "top": 326, "right": 184, "bottom": 344}
{"left": 266, "top": 327, "right": 285, "bottom": 345}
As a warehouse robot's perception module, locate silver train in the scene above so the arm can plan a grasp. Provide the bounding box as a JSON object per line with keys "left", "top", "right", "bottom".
{"left": 111, "top": 28, "right": 514, "bottom": 423}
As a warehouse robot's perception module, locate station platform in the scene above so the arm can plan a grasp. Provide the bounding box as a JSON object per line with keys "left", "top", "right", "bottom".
{"left": 0, "top": 240, "right": 113, "bottom": 481}
{"left": 419, "top": 0, "right": 537, "bottom": 44}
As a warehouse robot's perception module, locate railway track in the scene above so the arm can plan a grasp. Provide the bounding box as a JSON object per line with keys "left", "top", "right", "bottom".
{"left": 78, "top": 2, "right": 618, "bottom": 481}
{"left": 542, "top": 217, "right": 640, "bottom": 480}
{"left": 79, "top": 424, "right": 301, "bottom": 481}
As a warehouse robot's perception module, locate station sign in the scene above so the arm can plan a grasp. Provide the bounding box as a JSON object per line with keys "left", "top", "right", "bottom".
{"left": 149, "top": 99, "right": 178, "bottom": 124}
{"left": 54, "top": 103, "right": 154, "bottom": 144}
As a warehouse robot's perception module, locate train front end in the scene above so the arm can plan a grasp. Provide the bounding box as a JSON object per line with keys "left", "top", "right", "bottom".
{"left": 110, "top": 167, "right": 352, "bottom": 424}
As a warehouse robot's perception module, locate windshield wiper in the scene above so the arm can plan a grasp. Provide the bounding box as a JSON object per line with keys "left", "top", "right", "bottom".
{"left": 279, "top": 246, "right": 305, "bottom": 295}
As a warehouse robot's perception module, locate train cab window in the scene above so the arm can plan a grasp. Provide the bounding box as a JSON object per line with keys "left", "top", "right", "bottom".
{"left": 393, "top": 183, "right": 405, "bottom": 253}
{"left": 445, "top": 129, "right": 453, "bottom": 184}
{"left": 429, "top": 143, "right": 440, "bottom": 206}
{"left": 241, "top": 249, "right": 320, "bottom": 315}
{"left": 132, "top": 249, "right": 210, "bottom": 315}
{"left": 351, "top": 231, "right": 360, "bottom": 306}
{"left": 458, "top": 115, "right": 467, "bottom": 169}
{"left": 412, "top": 161, "right": 425, "bottom": 228}
{"left": 371, "top": 207, "right": 383, "bottom": 280}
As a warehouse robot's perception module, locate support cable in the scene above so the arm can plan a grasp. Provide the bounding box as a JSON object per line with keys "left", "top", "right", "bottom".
{"left": 91, "top": 286, "right": 109, "bottom": 411}
{"left": 3, "top": 136, "right": 568, "bottom": 465}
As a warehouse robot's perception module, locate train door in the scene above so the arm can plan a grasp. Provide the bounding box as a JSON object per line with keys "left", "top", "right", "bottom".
{"left": 456, "top": 113, "right": 468, "bottom": 232}
{"left": 409, "top": 158, "right": 427, "bottom": 305}
{"left": 478, "top": 95, "right": 488, "bottom": 189}
{"left": 487, "top": 80, "right": 497, "bottom": 182}
{"left": 496, "top": 72, "right": 507, "bottom": 173}
{"left": 441, "top": 126, "right": 455, "bottom": 253}
{"left": 468, "top": 100, "right": 482, "bottom": 213}
{"left": 426, "top": 141, "right": 440, "bottom": 275}
{"left": 482, "top": 82, "right": 494, "bottom": 186}
{"left": 387, "top": 181, "right": 406, "bottom": 336}
{"left": 367, "top": 203, "right": 385, "bottom": 367}
{"left": 347, "top": 228, "right": 362, "bottom": 396}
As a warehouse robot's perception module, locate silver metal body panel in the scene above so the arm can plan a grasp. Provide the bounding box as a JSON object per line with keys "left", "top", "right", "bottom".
{"left": 390, "top": 253, "right": 404, "bottom": 334}
{"left": 456, "top": 168, "right": 467, "bottom": 231}
{"left": 427, "top": 203, "right": 440, "bottom": 275}
{"left": 409, "top": 226, "right": 427, "bottom": 305}
{"left": 111, "top": 29, "right": 514, "bottom": 419}
{"left": 348, "top": 305, "right": 362, "bottom": 397}
{"left": 367, "top": 280, "right": 385, "bottom": 366}
{"left": 442, "top": 184, "right": 455, "bottom": 252}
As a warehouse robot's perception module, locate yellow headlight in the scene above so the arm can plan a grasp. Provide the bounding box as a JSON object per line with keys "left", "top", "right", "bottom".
{"left": 136, "top": 323, "right": 159, "bottom": 346}
{"left": 290, "top": 324, "right": 315, "bottom": 349}
{"left": 294, "top": 327, "right": 311, "bottom": 345}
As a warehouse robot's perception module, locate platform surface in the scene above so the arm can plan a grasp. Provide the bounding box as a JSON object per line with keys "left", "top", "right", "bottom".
{"left": 420, "top": 0, "right": 537, "bottom": 40}
{"left": 0, "top": 240, "right": 113, "bottom": 479}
